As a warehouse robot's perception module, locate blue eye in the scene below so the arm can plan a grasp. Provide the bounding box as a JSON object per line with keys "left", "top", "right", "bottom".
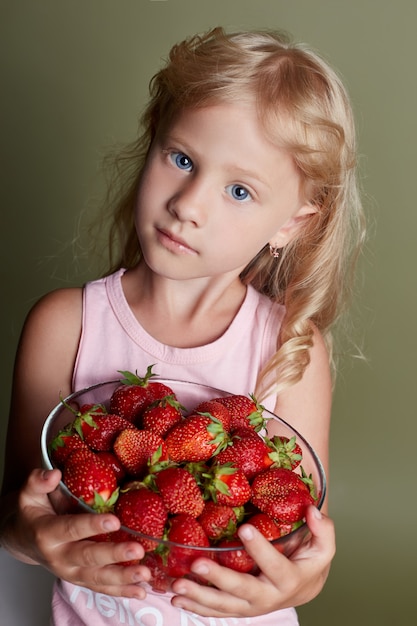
{"left": 171, "top": 152, "right": 193, "bottom": 171}
{"left": 226, "top": 184, "right": 251, "bottom": 202}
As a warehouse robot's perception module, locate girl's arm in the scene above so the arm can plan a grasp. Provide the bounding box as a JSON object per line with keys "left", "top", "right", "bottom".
{"left": 2, "top": 288, "right": 83, "bottom": 496}
{"left": 270, "top": 323, "right": 332, "bottom": 511}
{"left": 0, "top": 289, "right": 149, "bottom": 597}
{"left": 170, "top": 324, "right": 335, "bottom": 617}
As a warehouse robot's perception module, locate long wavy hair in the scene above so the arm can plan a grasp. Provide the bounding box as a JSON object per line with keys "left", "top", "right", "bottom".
{"left": 94, "top": 27, "right": 365, "bottom": 401}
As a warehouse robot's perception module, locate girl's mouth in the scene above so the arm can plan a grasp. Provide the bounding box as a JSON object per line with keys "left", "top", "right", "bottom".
{"left": 156, "top": 228, "right": 197, "bottom": 255}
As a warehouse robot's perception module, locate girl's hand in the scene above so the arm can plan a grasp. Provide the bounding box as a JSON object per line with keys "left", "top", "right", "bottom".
{"left": 13, "top": 468, "right": 151, "bottom": 598}
{"left": 171, "top": 505, "right": 335, "bottom": 618}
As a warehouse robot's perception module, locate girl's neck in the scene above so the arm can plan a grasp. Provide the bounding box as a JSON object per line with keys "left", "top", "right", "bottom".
{"left": 121, "top": 263, "right": 247, "bottom": 348}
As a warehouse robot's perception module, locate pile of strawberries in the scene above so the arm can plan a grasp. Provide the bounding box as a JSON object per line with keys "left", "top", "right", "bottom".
{"left": 49, "top": 367, "right": 319, "bottom": 581}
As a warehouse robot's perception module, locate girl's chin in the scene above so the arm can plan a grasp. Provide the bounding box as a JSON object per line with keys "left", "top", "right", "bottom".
{"left": 138, "top": 253, "right": 201, "bottom": 282}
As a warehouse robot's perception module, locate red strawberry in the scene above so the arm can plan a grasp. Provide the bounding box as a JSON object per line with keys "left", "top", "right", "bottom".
{"left": 51, "top": 398, "right": 107, "bottom": 460}
{"left": 216, "top": 538, "right": 256, "bottom": 573}
{"left": 215, "top": 427, "right": 273, "bottom": 480}
{"left": 49, "top": 429, "right": 90, "bottom": 468}
{"left": 63, "top": 448, "right": 119, "bottom": 511}
{"left": 251, "top": 467, "right": 315, "bottom": 523}
{"left": 194, "top": 400, "right": 231, "bottom": 432}
{"left": 79, "top": 403, "right": 107, "bottom": 415}
{"left": 147, "top": 382, "right": 176, "bottom": 405}
{"left": 154, "top": 466, "right": 205, "bottom": 517}
{"left": 204, "top": 463, "right": 252, "bottom": 507}
{"left": 109, "top": 367, "right": 175, "bottom": 422}
{"left": 165, "top": 514, "right": 210, "bottom": 578}
{"left": 214, "top": 394, "right": 266, "bottom": 432}
{"left": 167, "top": 513, "right": 210, "bottom": 546}
{"left": 96, "top": 451, "right": 127, "bottom": 483}
{"left": 274, "top": 519, "right": 304, "bottom": 539}
{"left": 113, "top": 428, "right": 168, "bottom": 477}
{"left": 83, "top": 414, "right": 137, "bottom": 451}
{"left": 246, "top": 512, "right": 283, "bottom": 541}
{"left": 141, "top": 552, "right": 170, "bottom": 592}
{"left": 197, "top": 501, "right": 239, "bottom": 541}
{"left": 164, "top": 413, "right": 230, "bottom": 462}
{"left": 58, "top": 398, "right": 105, "bottom": 441}
{"left": 114, "top": 486, "right": 168, "bottom": 551}
{"left": 140, "top": 395, "right": 184, "bottom": 437}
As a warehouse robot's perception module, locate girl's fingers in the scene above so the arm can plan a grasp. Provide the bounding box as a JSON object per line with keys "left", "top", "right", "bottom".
{"left": 46, "top": 535, "right": 151, "bottom": 598}
{"left": 171, "top": 507, "right": 336, "bottom": 616}
{"left": 302, "top": 505, "right": 336, "bottom": 560}
{"left": 94, "top": 582, "right": 148, "bottom": 600}
{"left": 171, "top": 576, "right": 251, "bottom": 618}
{"left": 237, "top": 523, "right": 290, "bottom": 582}
{"left": 51, "top": 511, "right": 121, "bottom": 543}
{"left": 60, "top": 536, "right": 146, "bottom": 568}
{"left": 23, "top": 468, "right": 62, "bottom": 501}
{"left": 172, "top": 559, "right": 267, "bottom": 617}
{"left": 69, "top": 561, "right": 151, "bottom": 593}
{"left": 24, "top": 470, "right": 122, "bottom": 543}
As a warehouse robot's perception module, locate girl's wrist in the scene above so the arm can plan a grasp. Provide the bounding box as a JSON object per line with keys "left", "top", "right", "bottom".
{"left": 0, "top": 494, "right": 33, "bottom": 562}
{"left": 0, "top": 506, "right": 18, "bottom": 549}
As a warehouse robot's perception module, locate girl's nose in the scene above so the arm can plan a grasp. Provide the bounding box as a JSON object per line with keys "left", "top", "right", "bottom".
{"left": 167, "top": 177, "right": 209, "bottom": 226}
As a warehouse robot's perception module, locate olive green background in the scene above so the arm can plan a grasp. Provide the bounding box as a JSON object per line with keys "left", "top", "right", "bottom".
{"left": 1, "top": 1, "right": 416, "bottom": 624}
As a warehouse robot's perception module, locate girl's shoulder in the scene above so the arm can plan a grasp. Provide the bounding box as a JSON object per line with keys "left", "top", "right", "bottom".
{"left": 7, "top": 288, "right": 85, "bottom": 485}
{"left": 18, "top": 287, "right": 84, "bottom": 379}
{"left": 24, "top": 286, "right": 83, "bottom": 332}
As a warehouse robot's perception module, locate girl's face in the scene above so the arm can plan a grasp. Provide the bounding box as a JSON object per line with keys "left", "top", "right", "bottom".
{"left": 135, "top": 103, "right": 308, "bottom": 282}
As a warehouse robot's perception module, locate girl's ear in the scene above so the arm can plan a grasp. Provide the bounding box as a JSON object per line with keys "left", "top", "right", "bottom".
{"left": 269, "top": 202, "right": 318, "bottom": 249}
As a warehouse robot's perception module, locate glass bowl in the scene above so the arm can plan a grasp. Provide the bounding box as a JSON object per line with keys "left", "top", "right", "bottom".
{"left": 41, "top": 379, "right": 326, "bottom": 592}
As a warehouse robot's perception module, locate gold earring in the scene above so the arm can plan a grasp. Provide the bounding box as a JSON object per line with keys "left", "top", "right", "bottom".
{"left": 269, "top": 244, "right": 280, "bottom": 258}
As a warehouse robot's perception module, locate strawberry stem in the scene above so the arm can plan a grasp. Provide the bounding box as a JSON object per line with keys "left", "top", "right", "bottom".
{"left": 117, "top": 365, "right": 157, "bottom": 387}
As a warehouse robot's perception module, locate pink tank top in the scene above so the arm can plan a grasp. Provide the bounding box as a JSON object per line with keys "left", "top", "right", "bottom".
{"left": 72, "top": 268, "right": 285, "bottom": 411}
{"left": 52, "top": 268, "right": 299, "bottom": 625}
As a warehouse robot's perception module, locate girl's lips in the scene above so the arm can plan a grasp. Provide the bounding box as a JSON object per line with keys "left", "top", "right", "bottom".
{"left": 156, "top": 228, "right": 197, "bottom": 255}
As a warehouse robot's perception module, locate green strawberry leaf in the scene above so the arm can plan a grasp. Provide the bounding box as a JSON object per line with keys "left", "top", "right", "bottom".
{"left": 117, "top": 364, "right": 157, "bottom": 386}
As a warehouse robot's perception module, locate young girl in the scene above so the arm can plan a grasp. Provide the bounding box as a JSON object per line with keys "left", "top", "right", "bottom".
{"left": 0, "top": 27, "right": 364, "bottom": 625}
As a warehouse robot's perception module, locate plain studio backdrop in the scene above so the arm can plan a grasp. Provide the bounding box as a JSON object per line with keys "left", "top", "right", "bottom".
{"left": 1, "top": 1, "right": 416, "bottom": 625}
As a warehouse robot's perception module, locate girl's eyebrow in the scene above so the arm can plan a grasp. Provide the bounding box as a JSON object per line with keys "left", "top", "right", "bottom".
{"left": 227, "top": 165, "right": 271, "bottom": 189}
{"left": 159, "top": 132, "right": 188, "bottom": 148}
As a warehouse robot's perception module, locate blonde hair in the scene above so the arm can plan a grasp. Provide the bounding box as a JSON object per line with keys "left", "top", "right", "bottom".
{"left": 97, "top": 27, "right": 365, "bottom": 400}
